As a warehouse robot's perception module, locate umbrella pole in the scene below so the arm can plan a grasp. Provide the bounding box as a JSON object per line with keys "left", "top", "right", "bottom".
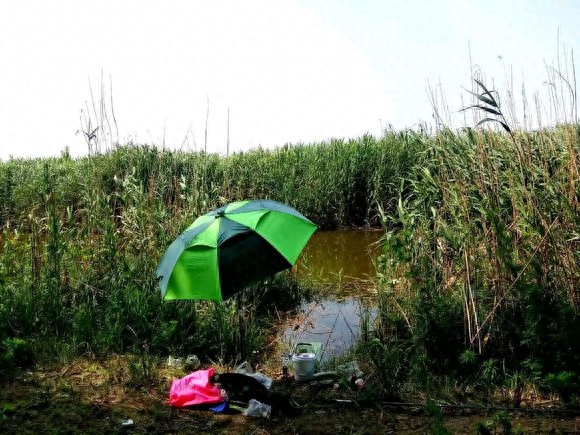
{"left": 237, "top": 291, "right": 245, "bottom": 359}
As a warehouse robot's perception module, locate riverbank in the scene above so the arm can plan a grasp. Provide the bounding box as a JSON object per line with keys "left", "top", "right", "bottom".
{"left": 2, "top": 356, "right": 579, "bottom": 434}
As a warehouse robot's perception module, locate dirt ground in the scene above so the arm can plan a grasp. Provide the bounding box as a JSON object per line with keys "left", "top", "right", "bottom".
{"left": 1, "top": 357, "right": 580, "bottom": 434}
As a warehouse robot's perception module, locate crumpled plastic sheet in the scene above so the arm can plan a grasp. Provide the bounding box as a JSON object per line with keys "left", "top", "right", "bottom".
{"left": 169, "top": 367, "right": 223, "bottom": 407}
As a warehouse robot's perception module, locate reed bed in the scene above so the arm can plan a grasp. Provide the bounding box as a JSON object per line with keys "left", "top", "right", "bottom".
{"left": 1, "top": 107, "right": 579, "bottom": 404}
{"left": 0, "top": 133, "right": 421, "bottom": 372}
{"left": 374, "top": 122, "right": 580, "bottom": 401}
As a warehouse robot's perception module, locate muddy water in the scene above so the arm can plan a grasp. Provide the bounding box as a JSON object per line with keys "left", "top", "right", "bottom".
{"left": 283, "top": 229, "right": 383, "bottom": 363}
{"left": 294, "top": 229, "right": 383, "bottom": 286}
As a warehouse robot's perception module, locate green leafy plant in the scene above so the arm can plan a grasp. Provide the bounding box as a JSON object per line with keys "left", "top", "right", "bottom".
{"left": 544, "top": 371, "right": 579, "bottom": 404}
{"left": 475, "top": 410, "right": 524, "bottom": 435}
{"left": 462, "top": 78, "right": 513, "bottom": 135}
{"left": 0, "top": 338, "right": 34, "bottom": 378}
{"left": 425, "top": 400, "right": 452, "bottom": 435}
{"left": 0, "top": 403, "right": 16, "bottom": 420}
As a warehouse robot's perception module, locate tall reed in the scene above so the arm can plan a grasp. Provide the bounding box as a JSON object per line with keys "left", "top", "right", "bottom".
{"left": 374, "top": 71, "right": 580, "bottom": 400}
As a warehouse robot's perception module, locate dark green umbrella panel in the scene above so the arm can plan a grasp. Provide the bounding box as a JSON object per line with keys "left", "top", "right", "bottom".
{"left": 156, "top": 199, "right": 317, "bottom": 301}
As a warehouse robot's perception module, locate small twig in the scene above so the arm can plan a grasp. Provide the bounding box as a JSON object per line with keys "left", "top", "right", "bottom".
{"left": 320, "top": 307, "right": 341, "bottom": 361}
{"left": 340, "top": 309, "right": 356, "bottom": 340}
{"left": 390, "top": 296, "right": 413, "bottom": 334}
{"left": 464, "top": 248, "right": 481, "bottom": 353}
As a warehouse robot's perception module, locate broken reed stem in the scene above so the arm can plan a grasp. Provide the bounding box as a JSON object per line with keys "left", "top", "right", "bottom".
{"left": 471, "top": 217, "right": 559, "bottom": 346}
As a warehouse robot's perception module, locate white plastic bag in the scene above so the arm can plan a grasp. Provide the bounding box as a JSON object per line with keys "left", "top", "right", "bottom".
{"left": 235, "top": 361, "right": 253, "bottom": 374}
{"left": 249, "top": 372, "right": 273, "bottom": 390}
{"left": 167, "top": 355, "right": 183, "bottom": 368}
{"left": 243, "top": 399, "right": 271, "bottom": 418}
{"left": 235, "top": 361, "right": 273, "bottom": 389}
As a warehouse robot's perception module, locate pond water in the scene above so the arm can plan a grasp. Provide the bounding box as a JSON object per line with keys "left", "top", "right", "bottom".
{"left": 282, "top": 298, "right": 377, "bottom": 363}
{"left": 281, "top": 229, "right": 384, "bottom": 363}
{"left": 294, "top": 229, "right": 383, "bottom": 286}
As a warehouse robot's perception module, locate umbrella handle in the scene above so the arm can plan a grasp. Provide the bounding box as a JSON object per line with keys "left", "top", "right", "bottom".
{"left": 237, "top": 292, "right": 245, "bottom": 359}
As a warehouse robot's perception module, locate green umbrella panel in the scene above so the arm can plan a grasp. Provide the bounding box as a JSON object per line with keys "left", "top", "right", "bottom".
{"left": 156, "top": 199, "right": 317, "bottom": 301}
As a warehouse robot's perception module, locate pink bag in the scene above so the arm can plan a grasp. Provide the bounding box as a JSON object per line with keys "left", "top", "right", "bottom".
{"left": 169, "top": 368, "right": 223, "bottom": 407}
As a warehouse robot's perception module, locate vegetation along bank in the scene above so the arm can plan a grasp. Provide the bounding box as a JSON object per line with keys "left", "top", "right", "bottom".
{"left": 1, "top": 121, "right": 579, "bottom": 411}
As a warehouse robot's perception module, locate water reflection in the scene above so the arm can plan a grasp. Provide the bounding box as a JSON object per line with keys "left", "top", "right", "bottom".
{"left": 282, "top": 298, "right": 377, "bottom": 363}
{"left": 294, "top": 229, "right": 383, "bottom": 285}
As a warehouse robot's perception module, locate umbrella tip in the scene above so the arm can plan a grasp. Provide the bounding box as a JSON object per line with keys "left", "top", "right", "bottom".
{"left": 216, "top": 210, "right": 225, "bottom": 218}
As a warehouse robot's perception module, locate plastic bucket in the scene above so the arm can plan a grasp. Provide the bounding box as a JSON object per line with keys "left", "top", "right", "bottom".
{"left": 292, "top": 352, "right": 316, "bottom": 381}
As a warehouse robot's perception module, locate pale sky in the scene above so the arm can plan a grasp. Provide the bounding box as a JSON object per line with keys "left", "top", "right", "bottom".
{"left": 1, "top": 0, "right": 578, "bottom": 160}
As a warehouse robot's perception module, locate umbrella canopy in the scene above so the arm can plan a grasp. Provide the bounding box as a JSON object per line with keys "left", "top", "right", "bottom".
{"left": 156, "top": 199, "right": 317, "bottom": 301}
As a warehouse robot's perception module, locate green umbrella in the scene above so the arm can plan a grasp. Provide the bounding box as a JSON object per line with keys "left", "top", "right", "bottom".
{"left": 156, "top": 199, "right": 317, "bottom": 301}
